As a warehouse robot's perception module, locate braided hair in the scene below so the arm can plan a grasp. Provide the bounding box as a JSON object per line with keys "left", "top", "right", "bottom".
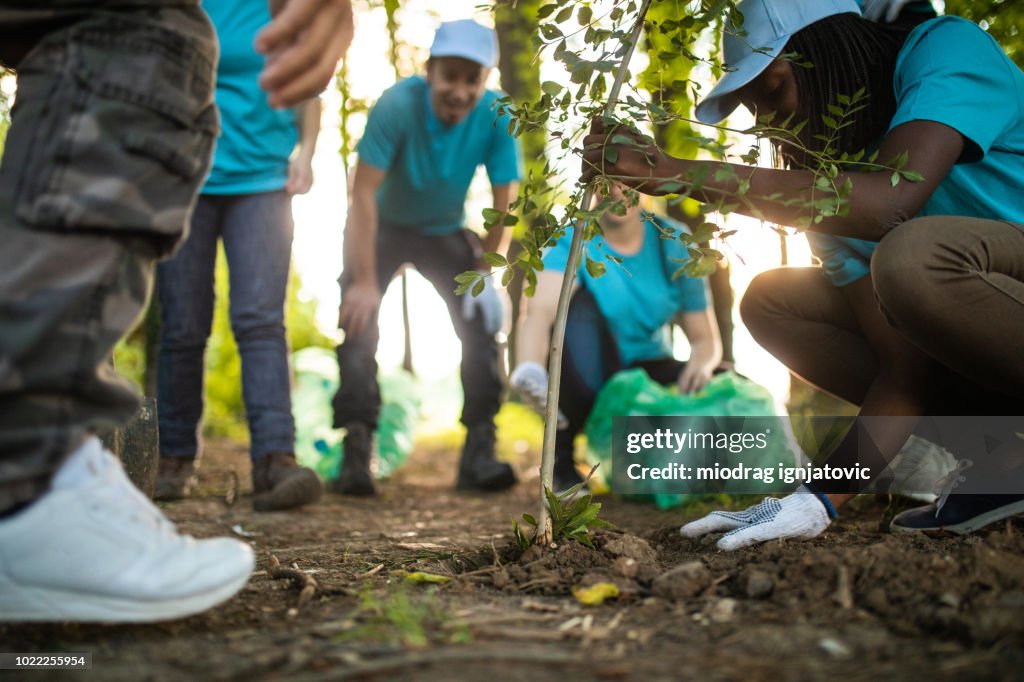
{"left": 778, "top": 13, "right": 912, "bottom": 168}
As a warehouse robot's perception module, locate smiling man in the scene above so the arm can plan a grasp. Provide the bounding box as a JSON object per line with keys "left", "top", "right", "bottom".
{"left": 333, "top": 19, "right": 522, "bottom": 496}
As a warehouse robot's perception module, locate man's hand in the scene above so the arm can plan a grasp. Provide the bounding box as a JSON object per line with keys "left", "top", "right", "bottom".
{"left": 580, "top": 119, "right": 676, "bottom": 193}
{"left": 677, "top": 362, "right": 713, "bottom": 395}
{"left": 338, "top": 279, "right": 381, "bottom": 337}
{"left": 286, "top": 156, "right": 314, "bottom": 195}
{"left": 679, "top": 486, "right": 832, "bottom": 551}
{"left": 460, "top": 274, "right": 502, "bottom": 335}
{"left": 257, "top": 0, "right": 354, "bottom": 108}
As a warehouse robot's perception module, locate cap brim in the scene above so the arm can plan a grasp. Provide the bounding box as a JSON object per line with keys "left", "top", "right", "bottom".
{"left": 694, "top": 36, "right": 787, "bottom": 124}
{"left": 428, "top": 49, "right": 493, "bottom": 68}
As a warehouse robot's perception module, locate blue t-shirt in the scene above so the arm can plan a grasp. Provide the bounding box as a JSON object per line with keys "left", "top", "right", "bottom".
{"left": 357, "top": 76, "right": 522, "bottom": 234}
{"left": 542, "top": 217, "right": 710, "bottom": 365}
{"left": 808, "top": 17, "right": 1024, "bottom": 286}
{"left": 201, "top": 0, "right": 298, "bottom": 195}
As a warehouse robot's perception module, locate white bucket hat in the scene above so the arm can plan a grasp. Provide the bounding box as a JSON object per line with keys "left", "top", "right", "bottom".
{"left": 695, "top": 0, "right": 862, "bottom": 124}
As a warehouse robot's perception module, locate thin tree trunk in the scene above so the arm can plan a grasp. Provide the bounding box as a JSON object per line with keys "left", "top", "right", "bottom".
{"left": 538, "top": 0, "right": 654, "bottom": 544}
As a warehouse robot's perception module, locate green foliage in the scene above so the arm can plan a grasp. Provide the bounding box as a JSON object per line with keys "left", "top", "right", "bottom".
{"left": 513, "top": 466, "right": 614, "bottom": 550}
{"left": 340, "top": 583, "right": 469, "bottom": 648}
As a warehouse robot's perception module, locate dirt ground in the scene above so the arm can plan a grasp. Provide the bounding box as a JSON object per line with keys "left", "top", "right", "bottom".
{"left": 3, "top": 439, "right": 1024, "bottom": 682}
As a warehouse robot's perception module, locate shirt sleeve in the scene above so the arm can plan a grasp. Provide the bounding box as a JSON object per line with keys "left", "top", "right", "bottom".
{"left": 356, "top": 86, "right": 406, "bottom": 171}
{"left": 485, "top": 96, "right": 523, "bottom": 186}
{"left": 675, "top": 275, "right": 709, "bottom": 313}
{"left": 890, "top": 17, "right": 1019, "bottom": 162}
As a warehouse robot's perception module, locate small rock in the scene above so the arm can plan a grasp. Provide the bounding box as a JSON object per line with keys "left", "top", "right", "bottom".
{"left": 604, "top": 535, "right": 658, "bottom": 565}
{"left": 818, "top": 637, "right": 851, "bottom": 658}
{"left": 491, "top": 567, "right": 510, "bottom": 589}
{"left": 707, "top": 598, "right": 738, "bottom": 623}
{"left": 612, "top": 556, "right": 639, "bottom": 579}
{"left": 652, "top": 561, "right": 711, "bottom": 601}
{"left": 744, "top": 570, "right": 774, "bottom": 599}
{"left": 939, "top": 592, "right": 961, "bottom": 610}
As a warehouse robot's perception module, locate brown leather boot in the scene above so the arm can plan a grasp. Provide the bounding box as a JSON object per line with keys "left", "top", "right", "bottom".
{"left": 154, "top": 456, "right": 198, "bottom": 501}
{"left": 251, "top": 452, "right": 323, "bottom": 511}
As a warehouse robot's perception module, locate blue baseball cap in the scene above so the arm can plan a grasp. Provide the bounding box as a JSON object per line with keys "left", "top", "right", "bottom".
{"left": 695, "top": 0, "right": 862, "bottom": 124}
{"left": 429, "top": 19, "right": 499, "bottom": 69}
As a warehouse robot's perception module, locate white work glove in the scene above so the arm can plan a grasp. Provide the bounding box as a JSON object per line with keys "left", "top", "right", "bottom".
{"left": 509, "top": 361, "right": 569, "bottom": 429}
{"left": 862, "top": 0, "right": 919, "bottom": 23}
{"left": 680, "top": 485, "right": 832, "bottom": 551}
{"left": 461, "top": 274, "right": 503, "bottom": 335}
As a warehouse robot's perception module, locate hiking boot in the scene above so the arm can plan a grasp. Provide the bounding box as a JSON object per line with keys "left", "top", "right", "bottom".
{"left": 890, "top": 493, "right": 1024, "bottom": 534}
{"left": 456, "top": 423, "right": 517, "bottom": 492}
{"left": 154, "top": 455, "right": 198, "bottom": 501}
{"left": 251, "top": 452, "right": 323, "bottom": 511}
{"left": 333, "top": 423, "right": 377, "bottom": 496}
{"left": 0, "top": 437, "right": 253, "bottom": 622}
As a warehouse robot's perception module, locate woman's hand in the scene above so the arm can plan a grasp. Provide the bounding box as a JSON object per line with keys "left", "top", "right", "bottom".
{"left": 580, "top": 119, "right": 681, "bottom": 194}
{"left": 677, "top": 362, "right": 713, "bottom": 395}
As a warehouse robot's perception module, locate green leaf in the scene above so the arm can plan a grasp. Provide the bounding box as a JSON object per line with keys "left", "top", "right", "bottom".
{"left": 577, "top": 5, "right": 593, "bottom": 24}
{"left": 890, "top": 172, "right": 900, "bottom": 187}
{"left": 584, "top": 255, "right": 606, "bottom": 278}
{"left": 484, "top": 252, "right": 507, "bottom": 268}
{"left": 472, "top": 278, "right": 485, "bottom": 297}
{"left": 541, "top": 80, "right": 564, "bottom": 97}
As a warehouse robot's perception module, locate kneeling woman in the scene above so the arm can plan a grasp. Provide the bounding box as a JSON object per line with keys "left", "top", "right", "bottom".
{"left": 586, "top": 0, "right": 1024, "bottom": 546}
{"left": 511, "top": 184, "right": 722, "bottom": 494}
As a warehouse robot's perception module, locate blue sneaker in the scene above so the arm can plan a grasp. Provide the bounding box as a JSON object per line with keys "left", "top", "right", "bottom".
{"left": 890, "top": 493, "right": 1024, "bottom": 534}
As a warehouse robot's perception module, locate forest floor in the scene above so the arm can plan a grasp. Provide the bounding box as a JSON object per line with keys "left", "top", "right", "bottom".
{"left": 4, "top": 437, "right": 1024, "bottom": 682}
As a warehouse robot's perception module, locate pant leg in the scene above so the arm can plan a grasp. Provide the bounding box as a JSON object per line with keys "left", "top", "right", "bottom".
{"left": 740, "top": 267, "right": 879, "bottom": 406}
{"left": 332, "top": 224, "right": 406, "bottom": 430}
{"left": 412, "top": 230, "right": 502, "bottom": 428}
{"left": 221, "top": 191, "right": 295, "bottom": 459}
{"left": 155, "top": 195, "right": 220, "bottom": 458}
{"left": 873, "top": 217, "right": 1024, "bottom": 401}
{"left": 555, "top": 286, "right": 623, "bottom": 457}
{"left": 0, "top": 5, "right": 217, "bottom": 512}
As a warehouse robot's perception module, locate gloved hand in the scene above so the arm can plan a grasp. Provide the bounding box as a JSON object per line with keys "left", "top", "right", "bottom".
{"left": 509, "top": 362, "right": 569, "bottom": 429}
{"left": 861, "top": 0, "right": 922, "bottom": 23}
{"left": 679, "top": 485, "right": 832, "bottom": 551}
{"left": 461, "top": 274, "right": 503, "bottom": 335}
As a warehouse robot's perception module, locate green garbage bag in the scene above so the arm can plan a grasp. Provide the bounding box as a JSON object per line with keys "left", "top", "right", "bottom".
{"left": 292, "top": 347, "right": 420, "bottom": 480}
{"left": 584, "top": 369, "right": 799, "bottom": 509}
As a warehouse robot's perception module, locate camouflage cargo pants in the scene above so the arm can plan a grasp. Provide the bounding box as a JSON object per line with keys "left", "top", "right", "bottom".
{"left": 0, "top": 2, "right": 218, "bottom": 512}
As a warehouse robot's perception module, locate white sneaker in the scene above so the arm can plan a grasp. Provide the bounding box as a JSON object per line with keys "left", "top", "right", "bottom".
{"left": 0, "top": 437, "right": 254, "bottom": 622}
{"left": 510, "top": 362, "right": 569, "bottom": 429}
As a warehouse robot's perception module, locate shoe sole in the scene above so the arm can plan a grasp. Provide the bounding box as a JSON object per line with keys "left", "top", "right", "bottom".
{"left": 890, "top": 498, "right": 1024, "bottom": 535}
{"left": 253, "top": 471, "right": 323, "bottom": 512}
{"left": 0, "top": 569, "right": 252, "bottom": 623}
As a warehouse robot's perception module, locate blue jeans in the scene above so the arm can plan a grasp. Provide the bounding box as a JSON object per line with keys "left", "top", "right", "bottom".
{"left": 156, "top": 192, "right": 295, "bottom": 461}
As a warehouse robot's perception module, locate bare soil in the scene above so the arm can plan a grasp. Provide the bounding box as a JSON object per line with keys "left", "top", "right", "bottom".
{"left": 3, "top": 439, "right": 1023, "bottom": 682}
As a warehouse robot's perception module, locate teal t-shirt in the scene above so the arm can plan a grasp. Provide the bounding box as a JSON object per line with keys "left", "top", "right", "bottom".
{"left": 201, "top": 0, "right": 298, "bottom": 195}
{"left": 357, "top": 76, "right": 522, "bottom": 235}
{"left": 808, "top": 16, "right": 1024, "bottom": 286}
{"left": 542, "top": 217, "right": 710, "bottom": 365}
